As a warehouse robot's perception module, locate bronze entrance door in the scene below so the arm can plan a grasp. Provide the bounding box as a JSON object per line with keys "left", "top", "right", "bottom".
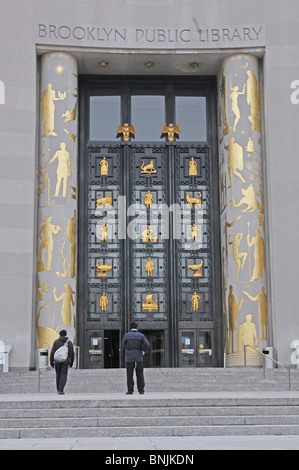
{"left": 78, "top": 77, "right": 222, "bottom": 368}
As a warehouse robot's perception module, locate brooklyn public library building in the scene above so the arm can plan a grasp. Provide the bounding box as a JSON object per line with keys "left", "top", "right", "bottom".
{"left": 1, "top": 0, "right": 298, "bottom": 371}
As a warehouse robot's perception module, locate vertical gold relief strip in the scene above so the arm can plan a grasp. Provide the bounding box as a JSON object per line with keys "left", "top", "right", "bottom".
{"left": 218, "top": 54, "right": 269, "bottom": 366}
{"left": 36, "top": 52, "right": 78, "bottom": 359}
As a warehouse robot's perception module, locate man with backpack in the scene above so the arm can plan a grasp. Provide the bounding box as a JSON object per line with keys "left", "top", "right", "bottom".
{"left": 50, "top": 330, "right": 74, "bottom": 395}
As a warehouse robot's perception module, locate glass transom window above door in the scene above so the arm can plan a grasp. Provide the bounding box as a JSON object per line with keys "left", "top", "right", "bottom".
{"left": 131, "top": 95, "right": 165, "bottom": 141}
{"left": 175, "top": 96, "right": 207, "bottom": 141}
{"left": 88, "top": 82, "right": 208, "bottom": 143}
{"left": 90, "top": 95, "right": 121, "bottom": 141}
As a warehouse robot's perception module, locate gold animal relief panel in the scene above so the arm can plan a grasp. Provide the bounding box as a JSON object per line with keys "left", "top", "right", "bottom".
{"left": 96, "top": 261, "right": 112, "bottom": 277}
{"left": 161, "top": 123, "right": 180, "bottom": 142}
{"left": 116, "top": 123, "right": 136, "bottom": 141}
{"left": 96, "top": 192, "right": 112, "bottom": 208}
{"left": 187, "top": 260, "right": 203, "bottom": 277}
{"left": 141, "top": 160, "right": 157, "bottom": 175}
{"left": 186, "top": 192, "right": 202, "bottom": 208}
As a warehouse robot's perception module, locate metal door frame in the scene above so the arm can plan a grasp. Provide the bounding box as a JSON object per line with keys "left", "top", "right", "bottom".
{"left": 78, "top": 75, "right": 222, "bottom": 368}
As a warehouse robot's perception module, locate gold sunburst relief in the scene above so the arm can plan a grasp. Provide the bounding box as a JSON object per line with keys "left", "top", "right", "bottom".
{"left": 54, "top": 63, "right": 65, "bottom": 76}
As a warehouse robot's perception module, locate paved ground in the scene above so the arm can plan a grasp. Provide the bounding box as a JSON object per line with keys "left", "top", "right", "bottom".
{"left": 0, "top": 434, "right": 299, "bottom": 450}
{"left": 0, "top": 391, "right": 299, "bottom": 450}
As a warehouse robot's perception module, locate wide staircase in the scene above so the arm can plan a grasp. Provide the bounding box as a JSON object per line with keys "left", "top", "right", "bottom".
{"left": 0, "top": 367, "right": 299, "bottom": 438}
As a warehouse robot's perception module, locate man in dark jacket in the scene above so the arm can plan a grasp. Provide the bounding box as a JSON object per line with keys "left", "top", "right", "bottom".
{"left": 122, "top": 322, "right": 150, "bottom": 395}
{"left": 50, "top": 330, "right": 74, "bottom": 395}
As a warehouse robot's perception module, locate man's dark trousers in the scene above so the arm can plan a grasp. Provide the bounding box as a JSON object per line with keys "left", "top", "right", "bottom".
{"left": 126, "top": 361, "right": 145, "bottom": 393}
{"left": 55, "top": 361, "right": 69, "bottom": 393}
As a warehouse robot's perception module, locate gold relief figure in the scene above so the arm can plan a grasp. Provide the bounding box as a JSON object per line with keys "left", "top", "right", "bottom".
{"left": 222, "top": 249, "right": 229, "bottom": 355}
{"left": 63, "top": 129, "right": 77, "bottom": 151}
{"left": 145, "top": 257, "right": 155, "bottom": 277}
{"left": 141, "top": 160, "right": 157, "bottom": 175}
{"left": 247, "top": 228, "right": 265, "bottom": 283}
{"left": 186, "top": 192, "right": 202, "bottom": 208}
{"left": 228, "top": 285, "right": 243, "bottom": 353}
{"left": 53, "top": 284, "right": 75, "bottom": 326}
{"left": 219, "top": 70, "right": 232, "bottom": 138}
{"left": 56, "top": 219, "right": 75, "bottom": 279}
{"left": 67, "top": 210, "right": 76, "bottom": 278}
{"left": 37, "top": 280, "right": 47, "bottom": 300}
{"left": 99, "top": 292, "right": 109, "bottom": 312}
{"left": 144, "top": 190, "right": 154, "bottom": 208}
{"left": 99, "top": 223, "right": 109, "bottom": 242}
{"left": 237, "top": 314, "right": 258, "bottom": 353}
{"left": 38, "top": 167, "right": 49, "bottom": 198}
{"left": 228, "top": 82, "right": 246, "bottom": 132}
{"left": 225, "top": 137, "right": 245, "bottom": 188}
{"left": 96, "top": 261, "right": 112, "bottom": 277}
{"left": 37, "top": 217, "right": 62, "bottom": 272}
{"left": 187, "top": 260, "right": 203, "bottom": 277}
{"left": 243, "top": 287, "right": 268, "bottom": 340}
{"left": 246, "top": 137, "right": 256, "bottom": 154}
{"left": 228, "top": 233, "right": 248, "bottom": 282}
{"left": 220, "top": 172, "right": 227, "bottom": 206}
{"left": 45, "top": 142, "right": 71, "bottom": 198}
{"left": 56, "top": 239, "right": 68, "bottom": 278}
{"left": 230, "top": 184, "right": 260, "bottom": 212}
{"left": 67, "top": 88, "right": 78, "bottom": 98}
{"left": 247, "top": 70, "right": 261, "bottom": 132}
{"left": 38, "top": 283, "right": 49, "bottom": 301}
{"left": 191, "top": 292, "right": 201, "bottom": 312}
{"left": 189, "top": 157, "right": 197, "bottom": 176}
{"left": 99, "top": 157, "right": 109, "bottom": 176}
{"left": 142, "top": 225, "right": 157, "bottom": 243}
{"left": 36, "top": 305, "right": 59, "bottom": 350}
{"left": 258, "top": 214, "right": 264, "bottom": 229}
{"left": 70, "top": 186, "right": 77, "bottom": 200}
{"left": 142, "top": 292, "right": 158, "bottom": 311}
{"left": 223, "top": 215, "right": 242, "bottom": 259}
{"left": 161, "top": 123, "right": 180, "bottom": 142}
{"left": 61, "top": 102, "right": 77, "bottom": 122}
{"left": 190, "top": 224, "right": 200, "bottom": 242}
{"left": 116, "top": 123, "right": 136, "bottom": 141}
{"left": 96, "top": 192, "right": 112, "bottom": 208}
{"left": 41, "top": 83, "right": 66, "bottom": 137}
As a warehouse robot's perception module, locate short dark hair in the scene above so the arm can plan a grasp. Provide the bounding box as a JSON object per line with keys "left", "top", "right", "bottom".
{"left": 59, "top": 329, "right": 67, "bottom": 337}
{"left": 130, "top": 322, "right": 138, "bottom": 330}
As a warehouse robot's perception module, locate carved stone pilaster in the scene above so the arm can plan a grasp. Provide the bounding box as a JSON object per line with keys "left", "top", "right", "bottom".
{"left": 36, "top": 52, "right": 78, "bottom": 359}
{"left": 218, "top": 54, "right": 268, "bottom": 365}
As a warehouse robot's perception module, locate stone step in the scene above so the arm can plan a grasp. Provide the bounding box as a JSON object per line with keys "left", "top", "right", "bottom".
{"left": 1, "top": 368, "right": 297, "bottom": 393}
{"left": 1, "top": 414, "right": 299, "bottom": 429}
{"left": 1, "top": 393, "right": 299, "bottom": 438}
{"left": 2, "top": 423, "right": 299, "bottom": 439}
{"left": 1, "top": 404, "right": 299, "bottom": 418}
